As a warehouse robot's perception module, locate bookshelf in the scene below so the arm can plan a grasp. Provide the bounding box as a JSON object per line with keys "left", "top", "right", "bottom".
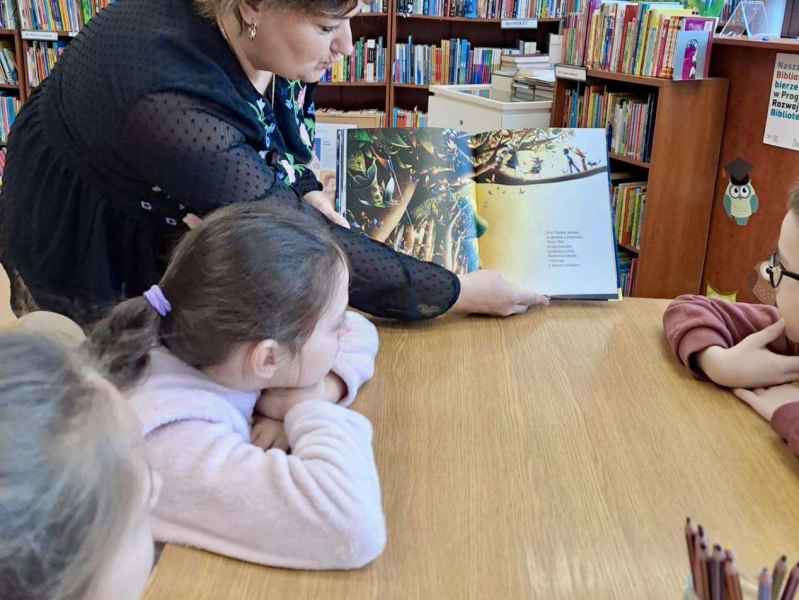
{"left": 315, "top": 0, "right": 564, "bottom": 123}
{"left": 0, "top": 27, "right": 22, "bottom": 144}
{"left": 551, "top": 68, "right": 728, "bottom": 299}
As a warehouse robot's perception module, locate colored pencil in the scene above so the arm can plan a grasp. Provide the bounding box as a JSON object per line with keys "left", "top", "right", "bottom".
{"left": 711, "top": 545, "right": 724, "bottom": 600}
{"left": 760, "top": 568, "right": 773, "bottom": 600}
{"left": 780, "top": 564, "right": 799, "bottom": 600}
{"left": 725, "top": 557, "right": 743, "bottom": 600}
{"left": 773, "top": 556, "right": 788, "bottom": 600}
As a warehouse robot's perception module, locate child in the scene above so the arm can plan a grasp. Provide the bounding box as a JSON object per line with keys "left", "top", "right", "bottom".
{"left": 0, "top": 334, "right": 159, "bottom": 600}
{"left": 664, "top": 187, "right": 799, "bottom": 456}
{"left": 88, "top": 203, "right": 386, "bottom": 570}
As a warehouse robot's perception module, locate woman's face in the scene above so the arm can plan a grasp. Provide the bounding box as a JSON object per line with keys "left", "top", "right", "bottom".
{"left": 244, "top": 2, "right": 360, "bottom": 82}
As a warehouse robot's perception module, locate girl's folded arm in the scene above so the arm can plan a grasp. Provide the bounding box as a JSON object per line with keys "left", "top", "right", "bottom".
{"left": 145, "top": 400, "right": 386, "bottom": 570}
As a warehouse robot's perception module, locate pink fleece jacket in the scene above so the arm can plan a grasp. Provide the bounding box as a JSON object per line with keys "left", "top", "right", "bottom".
{"left": 663, "top": 294, "right": 799, "bottom": 456}
{"left": 128, "top": 311, "right": 386, "bottom": 570}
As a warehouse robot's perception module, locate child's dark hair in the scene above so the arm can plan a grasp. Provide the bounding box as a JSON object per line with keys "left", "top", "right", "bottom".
{"left": 88, "top": 203, "right": 347, "bottom": 390}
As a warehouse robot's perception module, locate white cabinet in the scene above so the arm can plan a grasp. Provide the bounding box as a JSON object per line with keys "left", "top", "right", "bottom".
{"left": 428, "top": 84, "right": 552, "bottom": 134}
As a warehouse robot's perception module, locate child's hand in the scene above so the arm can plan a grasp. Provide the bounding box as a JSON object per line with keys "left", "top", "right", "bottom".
{"left": 697, "top": 320, "right": 799, "bottom": 388}
{"left": 255, "top": 374, "right": 345, "bottom": 420}
{"left": 251, "top": 417, "right": 289, "bottom": 451}
{"left": 733, "top": 384, "right": 799, "bottom": 421}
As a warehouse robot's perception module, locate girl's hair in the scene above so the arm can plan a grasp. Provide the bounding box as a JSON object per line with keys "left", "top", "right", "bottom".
{"left": 0, "top": 334, "right": 142, "bottom": 600}
{"left": 89, "top": 203, "right": 347, "bottom": 390}
{"left": 194, "top": 0, "right": 359, "bottom": 21}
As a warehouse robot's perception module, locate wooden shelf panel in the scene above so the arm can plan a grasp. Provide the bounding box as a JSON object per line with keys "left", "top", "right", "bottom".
{"left": 0, "top": 28, "right": 15, "bottom": 35}
{"left": 713, "top": 36, "right": 799, "bottom": 52}
{"left": 585, "top": 69, "right": 671, "bottom": 87}
{"left": 609, "top": 152, "right": 650, "bottom": 169}
{"left": 354, "top": 12, "right": 389, "bottom": 17}
{"left": 618, "top": 243, "right": 640, "bottom": 255}
{"left": 319, "top": 81, "right": 387, "bottom": 87}
{"left": 393, "top": 83, "right": 430, "bottom": 89}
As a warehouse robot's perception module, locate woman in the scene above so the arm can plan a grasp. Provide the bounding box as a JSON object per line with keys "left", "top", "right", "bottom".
{"left": 1, "top": 0, "right": 545, "bottom": 324}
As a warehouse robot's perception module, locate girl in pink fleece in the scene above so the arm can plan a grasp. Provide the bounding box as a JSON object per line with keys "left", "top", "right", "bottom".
{"left": 663, "top": 188, "right": 799, "bottom": 457}
{"left": 88, "top": 203, "right": 386, "bottom": 570}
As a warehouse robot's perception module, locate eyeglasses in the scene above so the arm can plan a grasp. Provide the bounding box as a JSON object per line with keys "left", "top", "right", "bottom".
{"left": 765, "top": 252, "right": 799, "bottom": 288}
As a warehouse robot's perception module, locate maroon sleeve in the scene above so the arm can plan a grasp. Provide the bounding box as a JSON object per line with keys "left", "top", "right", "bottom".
{"left": 772, "top": 402, "right": 799, "bottom": 457}
{"left": 663, "top": 295, "right": 785, "bottom": 377}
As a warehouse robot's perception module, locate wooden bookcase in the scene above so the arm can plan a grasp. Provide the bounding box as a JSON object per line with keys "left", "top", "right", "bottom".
{"left": 316, "top": 10, "right": 393, "bottom": 117}
{"left": 551, "top": 69, "right": 729, "bottom": 299}
{"left": 316, "top": 1, "right": 563, "bottom": 119}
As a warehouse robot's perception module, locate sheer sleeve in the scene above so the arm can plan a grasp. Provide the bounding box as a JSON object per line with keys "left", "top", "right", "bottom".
{"left": 334, "top": 225, "right": 460, "bottom": 320}
{"left": 120, "top": 92, "right": 460, "bottom": 320}
{"left": 120, "top": 92, "right": 301, "bottom": 214}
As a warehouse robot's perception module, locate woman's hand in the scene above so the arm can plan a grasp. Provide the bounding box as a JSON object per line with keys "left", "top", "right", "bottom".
{"left": 451, "top": 270, "right": 549, "bottom": 317}
{"left": 303, "top": 190, "right": 350, "bottom": 229}
{"left": 251, "top": 416, "right": 289, "bottom": 451}
{"left": 733, "top": 384, "right": 799, "bottom": 421}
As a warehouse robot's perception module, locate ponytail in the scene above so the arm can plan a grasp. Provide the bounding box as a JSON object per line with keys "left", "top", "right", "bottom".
{"left": 87, "top": 296, "right": 160, "bottom": 390}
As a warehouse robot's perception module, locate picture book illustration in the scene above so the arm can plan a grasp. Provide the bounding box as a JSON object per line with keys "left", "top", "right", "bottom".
{"left": 336, "top": 127, "right": 618, "bottom": 299}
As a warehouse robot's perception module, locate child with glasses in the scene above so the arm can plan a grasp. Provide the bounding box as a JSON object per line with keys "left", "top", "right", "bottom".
{"left": 663, "top": 185, "right": 799, "bottom": 456}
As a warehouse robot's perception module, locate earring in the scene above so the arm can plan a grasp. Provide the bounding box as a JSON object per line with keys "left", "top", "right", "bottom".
{"left": 247, "top": 21, "right": 257, "bottom": 41}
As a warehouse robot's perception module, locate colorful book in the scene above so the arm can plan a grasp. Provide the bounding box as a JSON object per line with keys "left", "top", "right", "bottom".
{"left": 672, "top": 30, "right": 710, "bottom": 80}
{"left": 336, "top": 127, "right": 619, "bottom": 299}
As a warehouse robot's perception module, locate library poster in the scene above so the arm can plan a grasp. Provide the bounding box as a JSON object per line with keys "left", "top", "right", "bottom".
{"left": 764, "top": 53, "right": 799, "bottom": 152}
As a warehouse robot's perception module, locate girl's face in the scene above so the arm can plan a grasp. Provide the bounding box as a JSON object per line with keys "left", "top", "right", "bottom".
{"left": 243, "top": 2, "right": 360, "bottom": 82}
{"left": 88, "top": 381, "right": 162, "bottom": 600}
{"left": 287, "top": 265, "right": 351, "bottom": 388}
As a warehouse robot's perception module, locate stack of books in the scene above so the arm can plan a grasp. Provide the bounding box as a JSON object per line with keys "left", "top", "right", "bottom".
{"left": 499, "top": 52, "right": 550, "bottom": 71}
{"left": 511, "top": 68, "right": 555, "bottom": 100}
{"left": 0, "top": 42, "right": 16, "bottom": 85}
{"left": 18, "top": 0, "right": 83, "bottom": 31}
{"left": 322, "top": 37, "right": 386, "bottom": 83}
{"left": 398, "top": 0, "right": 570, "bottom": 19}
{"left": 393, "top": 37, "right": 504, "bottom": 85}
{"left": 561, "top": 85, "right": 655, "bottom": 163}
{"left": 612, "top": 181, "right": 647, "bottom": 252}
{"left": 25, "top": 40, "right": 67, "bottom": 88}
{"left": 0, "top": 0, "right": 15, "bottom": 28}
{"left": 392, "top": 107, "right": 427, "bottom": 127}
{"left": 617, "top": 249, "right": 637, "bottom": 296}
{"left": 561, "top": 0, "right": 592, "bottom": 65}
{"left": 0, "top": 94, "right": 19, "bottom": 144}
{"left": 361, "top": 0, "right": 388, "bottom": 12}
{"left": 562, "top": 0, "right": 717, "bottom": 79}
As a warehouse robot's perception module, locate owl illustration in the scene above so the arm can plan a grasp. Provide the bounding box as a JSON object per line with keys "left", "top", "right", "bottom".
{"left": 723, "top": 158, "right": 759, "bottom": 226}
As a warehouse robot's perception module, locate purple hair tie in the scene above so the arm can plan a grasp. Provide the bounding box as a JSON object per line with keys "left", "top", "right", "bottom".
{"left": 143, "top": 285, "right": 172, "bottom": 317}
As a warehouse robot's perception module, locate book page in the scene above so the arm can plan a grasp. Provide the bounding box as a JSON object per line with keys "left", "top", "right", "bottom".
{"left": 472, "top": 129, "right": 618, "bottom": 299}
{"left": 338, "top": 128, "right": 479, "bottom": 275}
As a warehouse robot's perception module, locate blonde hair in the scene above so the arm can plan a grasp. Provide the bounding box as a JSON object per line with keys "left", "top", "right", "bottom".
{"left": 193, "top": 0, "right": 359, "bottom": 21}
{"left": 0, "top": 334, "right": 142, "bottom": 600}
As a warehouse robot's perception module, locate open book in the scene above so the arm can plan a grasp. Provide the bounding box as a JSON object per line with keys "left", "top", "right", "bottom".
{"left": 335, "top": 127, "right": 618, "bottom": 299}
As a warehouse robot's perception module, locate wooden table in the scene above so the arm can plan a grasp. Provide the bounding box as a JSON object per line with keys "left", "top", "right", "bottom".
{"left": 144, "top": 298, "right": 799, "bottom": 600}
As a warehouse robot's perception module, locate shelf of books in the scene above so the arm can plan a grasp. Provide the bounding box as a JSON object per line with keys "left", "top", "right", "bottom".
{"left": 552, "top": 0, "right": 728, "bottom": 299}
{"left": 389, "top": 0, "right": 563, "bottom": 117}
